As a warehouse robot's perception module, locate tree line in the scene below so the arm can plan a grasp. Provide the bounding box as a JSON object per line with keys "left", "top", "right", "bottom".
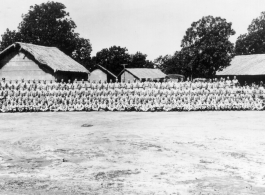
{"left": 0, "top": 1, "right": 264, "bottom": 78}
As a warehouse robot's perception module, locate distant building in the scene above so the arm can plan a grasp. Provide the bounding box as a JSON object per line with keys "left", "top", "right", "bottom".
{"left": 118, "top": 68, "right": 166, "bottom": 82}
{"left": 0, "top": 42, "right": 89, "bottom": 81}
{"left": 89, "top": 65, "right": 117, "bottom": 82}
{"left": 216, "top": 54, "right": 265, "bottom": 84}
{"left": 166, "top": 74, "right": 185, "bottom": 81}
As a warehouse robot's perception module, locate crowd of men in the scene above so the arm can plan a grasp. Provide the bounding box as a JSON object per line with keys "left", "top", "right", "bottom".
{"left": 0, "top": 76, "right": 264, "bottom": 113}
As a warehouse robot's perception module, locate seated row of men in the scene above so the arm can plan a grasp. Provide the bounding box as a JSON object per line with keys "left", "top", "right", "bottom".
{"left": 0, "top": 96, "right": 263, "bottom": 112}
{"left": 0, "top": 92, "right": 264, "bottom": 112}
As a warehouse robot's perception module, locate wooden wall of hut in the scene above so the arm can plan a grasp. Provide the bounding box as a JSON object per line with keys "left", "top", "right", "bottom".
{"left": 0, "top": 51, "right": 55, "bottom": 81}
{"left": 89, "top": 69, "right": 107, "bottom": 82}
{"left": 119, "top": 71, "right": 136, "bottom": 82}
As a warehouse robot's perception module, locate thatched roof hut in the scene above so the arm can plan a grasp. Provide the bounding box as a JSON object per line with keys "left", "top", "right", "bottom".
{"left": 118, "top": 68, "right": 166, "bottom": 81}
{"left": 0, "top": 42, "right": 89, "bottom": 81}
{"left": 216, "top": 54, "right": 265, "bottom": 84}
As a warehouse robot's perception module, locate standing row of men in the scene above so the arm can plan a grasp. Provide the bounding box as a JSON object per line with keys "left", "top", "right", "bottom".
{"left": 0, "top": 76, "right": 242, "bottom": 89}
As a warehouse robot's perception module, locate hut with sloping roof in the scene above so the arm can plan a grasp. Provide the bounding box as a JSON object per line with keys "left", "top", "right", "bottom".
{"left": 216, "top": 54, "right": 265, "bottom": 84}
{"left": 89, "top": 64, "right": 117, "bottom": 82}
{"left": 166, "top": 74, "right": 185, "bottom": 81}
{"left": 118, "top": 68, "right": 166, "bottom": 82}
{"left": 0, "top": 42, "right": 89, "bottom": 81}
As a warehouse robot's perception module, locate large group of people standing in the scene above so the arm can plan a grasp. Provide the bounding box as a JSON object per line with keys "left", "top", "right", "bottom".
{"left": 0, "top": 76, "right": 265, "bottom": 113}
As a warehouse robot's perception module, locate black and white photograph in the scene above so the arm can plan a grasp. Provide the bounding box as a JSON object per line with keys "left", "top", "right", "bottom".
{"left": 0, "top": 0, "right": 265, "bottom": 194}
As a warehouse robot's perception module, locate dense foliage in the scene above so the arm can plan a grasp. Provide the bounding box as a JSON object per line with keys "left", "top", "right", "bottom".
{"left": 0, "top": 1, "right": 92, "bottom": 68}
{"left": 235, "top": 12, "right": 265, "bottom": 55}
{"left": 154, "top": 51, "right": 187, "bottom": 76}
{"left": 180, "top": 16, "right": 235, "bottom": 78}
{"left": 91, "top": 46, "right": 154, "bottom": 75}
{"left": 155, "top": 16, "right": 235, "bottom": 78}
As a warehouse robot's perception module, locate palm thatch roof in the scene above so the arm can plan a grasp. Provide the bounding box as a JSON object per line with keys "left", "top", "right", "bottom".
{"left": 0, "top": 42, "right": 89, "bottom": 73}
{"left": 217, "top": 54, "right": 265, "bottom": 76}
{"left": 95, "top": 64, "right": 117, "bottom": 78}
{"left": 118, "top": 68, "right": 166, "bottom": 79}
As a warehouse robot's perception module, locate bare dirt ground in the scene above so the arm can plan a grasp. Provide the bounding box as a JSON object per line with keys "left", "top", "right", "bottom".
{"left": 0, "top": 111, "right": 265, "bottom": 195}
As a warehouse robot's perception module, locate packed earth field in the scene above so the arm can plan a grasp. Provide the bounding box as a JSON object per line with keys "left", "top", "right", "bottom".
{"left": 0, "top": 111, "right": 265, "bottom": 195}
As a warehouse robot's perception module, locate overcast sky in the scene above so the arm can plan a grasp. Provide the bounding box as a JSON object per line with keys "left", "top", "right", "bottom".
{"left": 1, "top": 0, "right": 265, "bottom": 60}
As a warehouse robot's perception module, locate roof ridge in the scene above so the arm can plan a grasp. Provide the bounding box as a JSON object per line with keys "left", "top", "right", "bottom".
{"left": 235, "top": 54, "right": 265, "bottom": 57}
{"left": 16, "top": 42, "right": 58, "bottom": 49}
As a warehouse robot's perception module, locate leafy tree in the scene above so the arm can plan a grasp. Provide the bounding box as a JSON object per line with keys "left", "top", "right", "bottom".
{"left": 235, "top": 12, "right": 265, "bottom": 55}
{"left": 0, "top": 29, "right": 22, "bottom": 51}
{"left": 181, "top": 16, "right": 235, "bottom": 78}
{"left": 129, "top": 52, "right": 154, "bottom": 68}
{"left": 92, "top": 47, "right": 155, "bottom": 75}
{"left": 92, "top": 46, "right": 131, "bottom": 75}
{"left": 154, "top": 54, "right": 174, "bottom": 73}
{"left": 0, "top": 1, "right": 92, "bottom": 67}
{"left": 154, "top": 51, "right": 189, "bottom": 76}
{"left": 72, "top": 38, "right": 92, "bottom": 69}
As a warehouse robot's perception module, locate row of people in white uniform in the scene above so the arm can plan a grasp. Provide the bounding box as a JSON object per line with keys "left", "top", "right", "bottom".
{"left": 0, "top": 94, "right": 263, "bottom": 112}
{"left": 0, "top": 76, "right": 264, "bottom": 112}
